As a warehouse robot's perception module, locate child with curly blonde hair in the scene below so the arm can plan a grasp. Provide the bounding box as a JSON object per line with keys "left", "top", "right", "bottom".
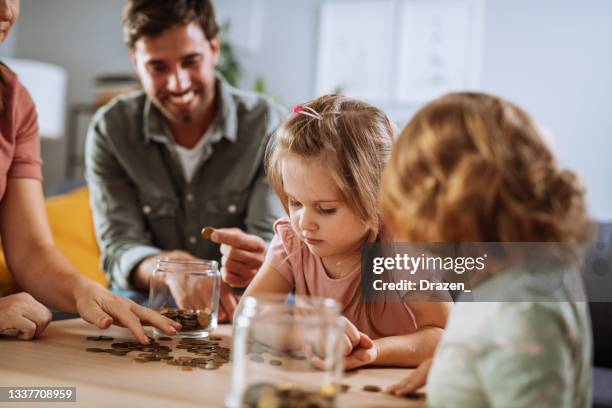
{"left": 382, "top": 92, "right": 592, "bottom": 407}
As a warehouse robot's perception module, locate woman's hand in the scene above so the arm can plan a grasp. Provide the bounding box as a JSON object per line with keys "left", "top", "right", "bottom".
{"left": 386, "top": 358, "right": 432, "bottom": 396}
{"left": 73, "top": 282, "right": 181, "bottom": 344}
{"left": 0, "top": 292, "right": 52, "bottom": 340}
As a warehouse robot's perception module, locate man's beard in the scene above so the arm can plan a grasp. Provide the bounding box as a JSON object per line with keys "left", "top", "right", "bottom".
{"left": 156, "top": 101, "right": 198, "bottom": 125}
{"left": 180, "top": 113, "right": 193, "bottom": 123}
{"left": 156, "top": 87, "right": 206, "bottom": 125}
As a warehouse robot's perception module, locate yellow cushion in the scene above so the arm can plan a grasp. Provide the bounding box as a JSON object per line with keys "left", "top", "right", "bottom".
{"left": 0, "top": 187, "right": 107, "bottom": 295}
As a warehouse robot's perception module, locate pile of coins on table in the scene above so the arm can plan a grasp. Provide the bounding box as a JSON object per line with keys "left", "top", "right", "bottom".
{"left": 85, "top": 335, "right": 230, "bottom": 371}
{"left": 241, "top": 382, "right": 337, "bottom": 408}
{"left": 157, "top": 307, "right": 212, "bottom": 332}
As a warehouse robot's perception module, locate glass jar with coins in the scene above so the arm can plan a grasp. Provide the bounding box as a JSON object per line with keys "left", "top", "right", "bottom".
{"left": 149, "top": 258, "right": 220, "bottom": 338}
{"left": 227, "top": 295, "right": 346, "bottom": 408}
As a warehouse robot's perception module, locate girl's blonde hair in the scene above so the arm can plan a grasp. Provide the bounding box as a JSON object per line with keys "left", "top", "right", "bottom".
{"left": 380, "top": 92, "right": 590, "bottom": 244}
{"left": 266, "top": 94, "right": 395, "bottom": 240}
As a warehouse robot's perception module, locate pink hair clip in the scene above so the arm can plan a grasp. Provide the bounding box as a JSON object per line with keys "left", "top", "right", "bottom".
{"left": 293, "top": 104, "right": 321, "bottom": 120}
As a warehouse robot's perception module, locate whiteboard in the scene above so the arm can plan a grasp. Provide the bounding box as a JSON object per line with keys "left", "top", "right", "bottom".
{"left": 316, "top": 0, "right": 395, "bottom": 100}
{"left": 316, "top": 0, "right": 485, "bottom": 104}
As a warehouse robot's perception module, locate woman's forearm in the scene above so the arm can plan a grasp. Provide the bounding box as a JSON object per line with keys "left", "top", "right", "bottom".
{"left": 13, "top": 242, "right": 94, "bottom": 313}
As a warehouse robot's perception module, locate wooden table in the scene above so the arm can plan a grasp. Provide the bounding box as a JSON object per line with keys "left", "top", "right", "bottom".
{"left": 0, "top": 319, "right": 424, "bottom": 407}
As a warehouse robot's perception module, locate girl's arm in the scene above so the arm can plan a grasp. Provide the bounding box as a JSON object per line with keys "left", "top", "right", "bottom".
{"left": 371, "top": 301, "right": 452, "bottom": 367}
{"left": 242, "top": 261, "right": 293, "bottom": 297}
{"left": 235, "top": 261, "right": 293, "bottom": 318}
{"left": 236, "top": 262, "right": 295, "bottom": 349}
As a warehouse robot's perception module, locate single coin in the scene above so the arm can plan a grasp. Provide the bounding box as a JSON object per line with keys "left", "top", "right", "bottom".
{"left": 362, "top": 385, "right": 381, "bottom": 393}
{"left": 201, "top": 226, "right": 215, "bottom": 240}
{"left": 158, "top": 337, "right": 173, "bottom": 341}
{"left": 197, "top": 314, "right": 211, "bottom": 327}
{"left": 133, "top": 357, "right": 149, "bottom": 363}
{"left": 85, "top": 347, "right": 105, "bottom": 353}
{"left": 340, "top": 384, "right": 350, "bottom": 393}
{"left": 269, "top": 359, "right": 282, "bottom": 366}
{"left": 98, "top": 336, "right": 114, "bottom": 341}
{"left": 319, "top": 383, "right": 336, "bottom": 398}
{"left": 403, "top": 392, "right": 425, "bottom": 400}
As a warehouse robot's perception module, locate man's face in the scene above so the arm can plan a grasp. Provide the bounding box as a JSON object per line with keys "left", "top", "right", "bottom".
{"left": 131, "top": 22, "right": 220, "bottom": 125}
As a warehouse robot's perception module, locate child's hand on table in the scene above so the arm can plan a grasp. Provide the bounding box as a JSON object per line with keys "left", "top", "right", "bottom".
{"left": 339, "top": 316, "right": 378, "bottom": 370}
{"left": 303, "top": 316, "right": 377, "bottom": 370}
{"left": 386, "top": 357, "right": 432, "bottom": 396}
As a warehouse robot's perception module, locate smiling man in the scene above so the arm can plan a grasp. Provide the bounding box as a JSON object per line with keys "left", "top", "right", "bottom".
{"left": 85, "top": 0, "right": 285, "bottom": 320}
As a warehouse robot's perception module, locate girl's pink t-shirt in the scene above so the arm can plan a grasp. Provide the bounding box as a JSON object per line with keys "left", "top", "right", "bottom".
{"left": 265, "top": 218, "right": 418, "bottom": 339}
{"left": 0, "top": 64, "right": 43, "bottom": 201}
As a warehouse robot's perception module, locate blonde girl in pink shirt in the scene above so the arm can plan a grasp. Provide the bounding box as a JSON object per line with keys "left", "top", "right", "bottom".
{"left": 242, "top": 94, "right": 450, "bottom": 370}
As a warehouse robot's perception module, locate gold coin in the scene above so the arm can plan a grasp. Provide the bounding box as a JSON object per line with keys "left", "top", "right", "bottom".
{"left": 133, "top": 357, "right": 149, "bottom": 363}
{"left": 201, "top": 226, "right": 215, "bottom": 240}
{"left": 319, "top": 383, "right": 336, "bottom": 398}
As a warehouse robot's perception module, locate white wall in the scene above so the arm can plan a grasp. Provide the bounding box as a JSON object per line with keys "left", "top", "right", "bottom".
{"left": 9, "top": 0, "right": 612, "bottom": 220}
{"left": 479, "top": 0, "right": 612, "bottom": 222}
{"left": 0, "top": 23, "right": 17, "bottom": 58}
{"left": 16, "top": 0, "right": 129, "bottom": 104}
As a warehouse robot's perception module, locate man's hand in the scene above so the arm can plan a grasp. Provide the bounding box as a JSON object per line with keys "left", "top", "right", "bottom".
{"left": 386, "top": 358, "right": 432, "bottom": 396}
{"left": 133, "top": 250, "right": 197, "bottom": 290}
{"left": 210, "top": 228, "right": 266, "bottom": 288}
{"left": 0, "top": 292, "right": 52, "bottom": 340}
{"left": 73, "top": 282, "right": 181, "bottom": 344}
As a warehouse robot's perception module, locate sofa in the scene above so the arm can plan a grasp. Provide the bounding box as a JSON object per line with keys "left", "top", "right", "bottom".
{"left": 0, "top": 187, "right": 107, "bottom": 296}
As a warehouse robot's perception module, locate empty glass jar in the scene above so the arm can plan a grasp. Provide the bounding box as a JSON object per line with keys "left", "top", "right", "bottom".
{"left": 148, "top": 258, "right": 220, "bottom": 338}
{"left": 227, "top": 295, "right": 345, "bottom": 408}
